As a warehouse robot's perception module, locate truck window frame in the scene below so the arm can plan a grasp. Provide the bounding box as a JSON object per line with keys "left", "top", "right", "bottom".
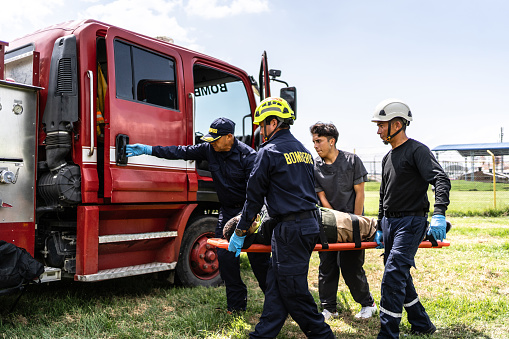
{"left": 113, "top": 39, "right": 178, "bottom": 111}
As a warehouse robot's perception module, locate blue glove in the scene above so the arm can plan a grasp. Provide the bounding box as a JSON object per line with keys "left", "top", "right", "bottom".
{"left": 228, "top": 232, "right": 246, "bottom": 257}
{"left": 126, "top": 144, "right": 152, "bottom": 157}
{"left": 428, "top": 215, "right": 447, "bottom": 242}
{"left": 374, "top": 230, "right": 384, "bottom": 249}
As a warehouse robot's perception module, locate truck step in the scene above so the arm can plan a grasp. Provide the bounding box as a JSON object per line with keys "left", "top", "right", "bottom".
{"left": 39, "top": 267, "right": 61, "bottom": 283}
{"left": 98, "top": 231, "right": 177, "bottom": 244}
{"left": 76, "top": 262, "right": 176, "bottom": 282}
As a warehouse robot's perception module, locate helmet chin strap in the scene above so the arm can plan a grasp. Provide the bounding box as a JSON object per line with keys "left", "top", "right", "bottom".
{"left": 384, "top": 121, "right": 403, "bottom": 144}
{"left": 263, "top": 119, "right": 283, "bottom": 142}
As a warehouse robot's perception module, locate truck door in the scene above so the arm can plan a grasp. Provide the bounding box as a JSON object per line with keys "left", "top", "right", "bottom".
{"left": 101, "top": 28, "right": 186, "bottom": 203}
{"left": 259, "top": 51, "right": 271, "bottom": 101}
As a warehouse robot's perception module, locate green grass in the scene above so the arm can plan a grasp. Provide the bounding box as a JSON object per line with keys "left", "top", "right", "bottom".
{"left": 1, "top": 216, "right": 509, "bottom": 338}
{"left": 364, "top": 181, "right": 509, "bottom": 217}
{"left": 365, "top": 180, "right": 509, "bottom": 192}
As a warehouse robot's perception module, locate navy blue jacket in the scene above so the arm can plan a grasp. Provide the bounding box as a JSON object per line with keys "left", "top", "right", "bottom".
{"left": 152, "top": 139, "right": 256, "bottom": 208}
{"left": 237, "top": 129, "right": 318, "bottom": 231}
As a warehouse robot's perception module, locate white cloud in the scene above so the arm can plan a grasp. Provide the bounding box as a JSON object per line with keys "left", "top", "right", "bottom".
{"left": 185, "top": 0, "right": 269, "bottom": 19}
{"left": 1, "top": 0, "right": 64, "bottom": 41}
{"left": 79, "top": 0, "right": 202, "bottom": 51}
{"left": 1, "top": 0, "right": 268, "bottom": 51}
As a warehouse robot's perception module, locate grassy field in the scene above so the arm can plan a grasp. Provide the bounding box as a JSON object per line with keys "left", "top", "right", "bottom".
{"left": 364, "top": 181, "right": 509, "bottom": 217}
{"left": 1, "top": 216, "right": 508, "bottom": 338}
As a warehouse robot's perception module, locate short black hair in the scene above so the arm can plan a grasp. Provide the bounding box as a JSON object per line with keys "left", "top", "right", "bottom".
{"left": 310, "top": 122, "right": 339, "bottom": 144}
{"left": 265, "top": 115, "right": 290, "bottom": 129}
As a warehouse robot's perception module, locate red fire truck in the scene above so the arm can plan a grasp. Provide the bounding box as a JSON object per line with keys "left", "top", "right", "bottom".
{"left": 0, "top": 19, "right": 296, "bottom": 287}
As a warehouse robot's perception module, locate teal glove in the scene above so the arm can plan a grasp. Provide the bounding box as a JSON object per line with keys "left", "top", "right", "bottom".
{"left": 126, "top": 144, "right": 152, "bottom": 157}
{"left": 374, "top": 230, "right": 384, "bottom": 249}
{"left": 228, "top": 232, "right": 246, "bottom": 257}
{"left": 429, "top": 215, "right": 447, "bottom": 242}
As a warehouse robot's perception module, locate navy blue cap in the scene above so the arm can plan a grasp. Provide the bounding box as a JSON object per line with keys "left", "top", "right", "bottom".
{"left": 201, "top": 117, "right": 235, "bottom": 142}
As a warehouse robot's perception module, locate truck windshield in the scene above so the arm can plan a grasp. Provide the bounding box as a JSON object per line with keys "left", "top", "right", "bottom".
{"left": 193, "top": 65, "right": 251, "bottom": 145}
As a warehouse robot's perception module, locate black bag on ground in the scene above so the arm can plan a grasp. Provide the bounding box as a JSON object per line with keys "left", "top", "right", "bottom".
{"left": 0, "top": 240, "right": 44, "bottom": 290}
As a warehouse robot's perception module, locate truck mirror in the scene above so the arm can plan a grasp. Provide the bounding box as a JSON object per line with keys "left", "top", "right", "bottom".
{"left": 280, "top": 87, "right": 297, "bottom": 118}
{"left": 269, "top": 69, "right": 281, "bottom": 77}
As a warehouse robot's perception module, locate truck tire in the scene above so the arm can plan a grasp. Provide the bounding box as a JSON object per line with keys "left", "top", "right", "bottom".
{"left": 176, "top": 216, "right": 222, "bottom": 287}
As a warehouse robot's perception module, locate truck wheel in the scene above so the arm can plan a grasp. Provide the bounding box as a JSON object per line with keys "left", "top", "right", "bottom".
{"left": 176, "top": 216, "right": 222, "bottom": 287}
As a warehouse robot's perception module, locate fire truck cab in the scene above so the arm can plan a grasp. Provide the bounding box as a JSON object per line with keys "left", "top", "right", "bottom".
{"left": 0, "top": 19, "right": 296, "bottom": 286}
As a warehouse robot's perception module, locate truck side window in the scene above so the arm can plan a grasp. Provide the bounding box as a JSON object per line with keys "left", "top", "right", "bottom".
{"left": 114, "top": 40, "right": 177, "bottom": 110}
{"left": 193, "top": 65, "right": 251, "bottom": 145}
{"left": 114, "top": 41, "right": 133, "bottom": 100}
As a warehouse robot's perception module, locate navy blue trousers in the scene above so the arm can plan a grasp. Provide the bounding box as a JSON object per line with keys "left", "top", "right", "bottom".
{"left": 250, "top": 217, "right": 334, "bottom": 339}
{"left": 216, "top": 208, "right": 270, "bottom": 312}
{"left": 377, "top": 216, "right": 434, "bottom": 338}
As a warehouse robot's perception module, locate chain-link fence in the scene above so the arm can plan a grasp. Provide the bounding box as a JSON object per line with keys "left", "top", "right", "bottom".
{"left": 360, "top": 152, "right": 509, "bottom": 216}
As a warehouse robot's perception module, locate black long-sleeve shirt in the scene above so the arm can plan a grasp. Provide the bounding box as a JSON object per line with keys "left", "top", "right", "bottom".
{"left": 378, "top": 138, "right": 451, "bottom": 220}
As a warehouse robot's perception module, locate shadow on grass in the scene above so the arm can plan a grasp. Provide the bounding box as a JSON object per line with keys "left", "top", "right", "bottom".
{"left": 335, "top": 312, "right": 381, "bottom": 338}
{"left": 326, "top": 293, "right": 495, "bottom": 339}
{"left": 0, "top": 273, "right": 174, "bottom": 318}
{"left": 401, "top": 323, "right": 493, "bottom": 338}
{"left": 333, "top": 318, "right": 494, "bottom": 339}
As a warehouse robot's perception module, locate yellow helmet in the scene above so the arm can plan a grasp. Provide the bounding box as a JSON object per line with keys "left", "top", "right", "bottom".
{"left": 254, "top": 97, "right": 295, "bottom": 125}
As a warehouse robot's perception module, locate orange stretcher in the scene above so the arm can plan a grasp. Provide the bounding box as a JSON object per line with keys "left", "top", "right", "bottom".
{"left": 207, "top": 238, "right": 450, "bottom": 253}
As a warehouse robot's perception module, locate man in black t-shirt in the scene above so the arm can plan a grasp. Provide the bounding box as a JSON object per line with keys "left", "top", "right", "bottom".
{"left": 371, "top": 99, "right": 451, "bottom": 338}
{"left": 310, "top": 122, "right": 377, "bottom": 321}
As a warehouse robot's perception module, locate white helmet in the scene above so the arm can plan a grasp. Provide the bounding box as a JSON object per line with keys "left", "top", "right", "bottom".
{"left": 371, "top": 99, "right": 412, "bottom": 125}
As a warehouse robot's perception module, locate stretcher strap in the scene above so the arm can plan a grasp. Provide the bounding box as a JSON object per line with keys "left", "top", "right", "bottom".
{"left": 318, "top": 209, "right": 329, "bottom": 249}
{"left": 428, "top": 234, "right": 438, "bottom": 247}
{"left": 426, "top": 221, "right": 439, "bottom": 247}
{"left": 350, "top": 214, "right": 361, "bottom": 248}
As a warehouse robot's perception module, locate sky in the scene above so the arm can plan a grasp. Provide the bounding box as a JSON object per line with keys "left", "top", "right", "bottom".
{"left": 2, "top": 0, "right": 509, "bottom": 162}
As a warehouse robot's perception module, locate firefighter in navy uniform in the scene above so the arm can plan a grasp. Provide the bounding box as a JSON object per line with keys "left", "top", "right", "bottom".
{"left": 229, "top": 98, "right": 335, "bottom": 339}
{"left": 125, "top": 117, "right": 270, "bottom": 313}
{"left": 371, "top": 99, "right": 451, "bottom": 338}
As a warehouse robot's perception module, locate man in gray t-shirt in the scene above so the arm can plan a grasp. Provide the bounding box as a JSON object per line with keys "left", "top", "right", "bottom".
{"left": 310, "top": 122, "right": 377, "bottom": 320}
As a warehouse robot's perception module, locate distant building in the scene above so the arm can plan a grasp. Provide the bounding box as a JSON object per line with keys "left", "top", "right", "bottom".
{"left": 457, "top": 167, "right": 509, "bottom": 183}
{"left": 433, "top": 143, "right": 509, "bottom": 183}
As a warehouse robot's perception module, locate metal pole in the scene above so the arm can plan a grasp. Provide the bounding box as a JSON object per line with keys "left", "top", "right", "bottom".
{"left": 487, "top": 150, "right": 496, "bottom": 209}
{"left": 471, "top": 153, "right": 475, "bottom": 182}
